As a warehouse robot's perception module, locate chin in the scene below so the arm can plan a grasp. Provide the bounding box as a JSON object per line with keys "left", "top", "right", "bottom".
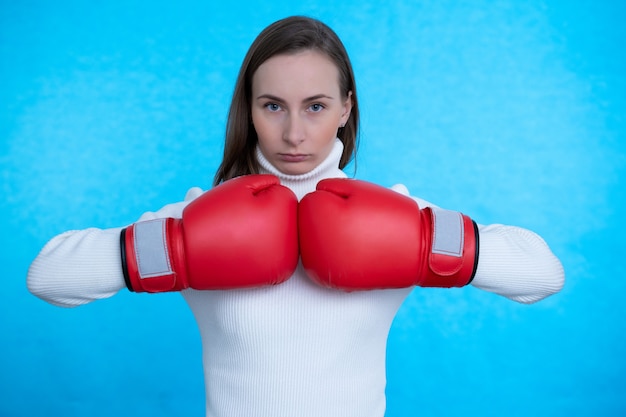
{"left": 278, "top": 163, "right": 313, "bottom": 176}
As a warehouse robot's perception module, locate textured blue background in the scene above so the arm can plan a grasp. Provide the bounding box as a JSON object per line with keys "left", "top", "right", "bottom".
{"left": 1, "top": 1, "right": 624, "bottom": 416}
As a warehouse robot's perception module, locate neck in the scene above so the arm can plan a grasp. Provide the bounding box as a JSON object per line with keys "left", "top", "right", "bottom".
{"left": 256, "top": 138, "right": 347, "bottom": 200}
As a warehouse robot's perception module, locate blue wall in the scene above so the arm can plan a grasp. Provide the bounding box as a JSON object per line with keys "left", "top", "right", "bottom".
{"left": 2, "top": 1, "right": 624, "bottom": 416}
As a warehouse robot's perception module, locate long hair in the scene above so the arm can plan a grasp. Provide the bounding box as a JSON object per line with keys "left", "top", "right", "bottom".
{"left": 213, "top": 16, "right": 360, "bottom": 185}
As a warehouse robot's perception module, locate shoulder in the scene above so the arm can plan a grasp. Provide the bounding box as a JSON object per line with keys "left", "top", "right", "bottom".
{"left": 137, "top": 187, "right": 203, "bottom": 221}
{"left": 389, "top": 183, "right": 438, "bottom": 209}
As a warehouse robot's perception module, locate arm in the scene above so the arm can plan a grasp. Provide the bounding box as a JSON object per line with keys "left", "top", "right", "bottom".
{"left": 471, "top": 224, "right": 564, "bottom": 304}
{"left": 27, "top": 227, "right": 126, "bottom": 307}
{"left": 28, "top": 177, "right": 300, "bottom": 305}
{"left": 392, "top": 184, "right": 565, "bottom": 304}
{"left": 26, "top": 188, "right": 202, "bottom": 308}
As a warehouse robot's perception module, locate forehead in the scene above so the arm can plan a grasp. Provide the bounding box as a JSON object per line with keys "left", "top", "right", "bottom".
{"left": 252, "top": 50, "right": 341, "bottom": 97}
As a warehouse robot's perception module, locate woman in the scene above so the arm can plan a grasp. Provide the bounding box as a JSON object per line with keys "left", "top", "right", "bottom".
{"left": 28, "top": 16, "right": 565, "bottom": 417}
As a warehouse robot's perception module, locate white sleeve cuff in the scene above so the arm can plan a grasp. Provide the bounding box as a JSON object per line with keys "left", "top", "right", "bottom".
{"left": 471, "top": 224, "right": 565, "bottom": 303}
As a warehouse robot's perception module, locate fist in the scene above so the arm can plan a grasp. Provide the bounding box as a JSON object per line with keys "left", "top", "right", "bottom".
{"left": 298, "top": 179, "right": 478, "bottom": 290}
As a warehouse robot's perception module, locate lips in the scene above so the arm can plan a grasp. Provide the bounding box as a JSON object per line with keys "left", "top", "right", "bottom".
{"left": 279, "top": 153, "right": 308, "bottom": 162}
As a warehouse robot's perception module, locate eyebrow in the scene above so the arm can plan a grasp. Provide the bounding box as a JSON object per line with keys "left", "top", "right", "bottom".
{"left": 256, "top": 93, "right": 335, "bottom": 102}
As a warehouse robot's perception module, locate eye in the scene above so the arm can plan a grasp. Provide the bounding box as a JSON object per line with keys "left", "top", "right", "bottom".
{"left": 265, "top": 103, "right": 282, "bottom": 112}
{"left": 308, "top": 103, "right": 325, "bottom": 113}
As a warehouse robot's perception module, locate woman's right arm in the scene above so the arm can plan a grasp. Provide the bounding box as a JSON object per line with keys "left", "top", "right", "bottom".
{"left": 27, "top": 227, "right": 126, "bottom": 308}
{"left": 27, "top": 187, "right": 203, "bottom": 308}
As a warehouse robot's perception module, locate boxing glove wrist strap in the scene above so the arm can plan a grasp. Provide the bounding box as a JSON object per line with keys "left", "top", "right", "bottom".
{"left": 421, "top": 207, "right": 479, "bottom": 287}
{"left": 120, "top": 218, "right": 187, "bottom": 293}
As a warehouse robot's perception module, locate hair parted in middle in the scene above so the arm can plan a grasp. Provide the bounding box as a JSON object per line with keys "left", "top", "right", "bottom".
{"left": 213, "top": 15, "right": 360, "bottom": 186}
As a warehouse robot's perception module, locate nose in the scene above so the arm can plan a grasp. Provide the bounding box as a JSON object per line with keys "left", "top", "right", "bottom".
{"left": 283, "top": 114, "right": 305, "bottom": 146}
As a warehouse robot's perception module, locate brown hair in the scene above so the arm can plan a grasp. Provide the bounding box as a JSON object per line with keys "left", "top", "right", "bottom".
{"left": 213, "top": 16, "right": 360, "bottom": 185}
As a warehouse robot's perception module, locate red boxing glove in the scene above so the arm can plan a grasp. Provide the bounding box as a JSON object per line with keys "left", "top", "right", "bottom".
{"left": 298, "top": 179, "right": 479, "bottom": 290}
{"left": 121, "top": 174, "right": 298, "bottom": 292}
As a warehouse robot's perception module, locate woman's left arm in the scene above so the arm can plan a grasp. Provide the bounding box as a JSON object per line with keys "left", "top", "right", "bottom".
{"left": 391, "top": 184, "right": 565, "bottom": 304}
{"left": 470, "top": 224, "right": 564, "bottom": 303}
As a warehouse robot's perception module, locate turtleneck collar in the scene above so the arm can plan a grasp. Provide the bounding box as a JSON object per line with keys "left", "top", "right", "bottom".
{"left": 256, "top": 138, "right": 347, "bottom": 200}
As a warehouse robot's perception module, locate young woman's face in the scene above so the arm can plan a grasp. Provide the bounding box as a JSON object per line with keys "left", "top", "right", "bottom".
{"left": 251, "top": 50, "right": 352, "bottom": 175}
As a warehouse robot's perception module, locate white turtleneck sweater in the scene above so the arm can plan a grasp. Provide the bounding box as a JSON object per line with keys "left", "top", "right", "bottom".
{"left": 27, "top": 139, "right": 564, "bottom": 417}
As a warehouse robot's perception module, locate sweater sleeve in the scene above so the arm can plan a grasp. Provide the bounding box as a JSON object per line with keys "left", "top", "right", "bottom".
{"left": 26, "top": 187, "right": 203, "bottom": 308}
{"left": 470, "top": 224, "right": 564, "bottom": 304}
{"left": 27, "top": 227, "right": 127, "bottom": 307}
{"left": 390, "top": 184, "right": 565, "bottom": 304}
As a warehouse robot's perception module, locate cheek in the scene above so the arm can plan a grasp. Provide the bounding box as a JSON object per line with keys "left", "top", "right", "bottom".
{"left": 251, "top": 112, "right": 271, "bottom": 142}
{"left": 318, "top": 119, "right": 340, "bottom": 141}
{"left": 314, "top": 122, "right": 339, "bottom": 153}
